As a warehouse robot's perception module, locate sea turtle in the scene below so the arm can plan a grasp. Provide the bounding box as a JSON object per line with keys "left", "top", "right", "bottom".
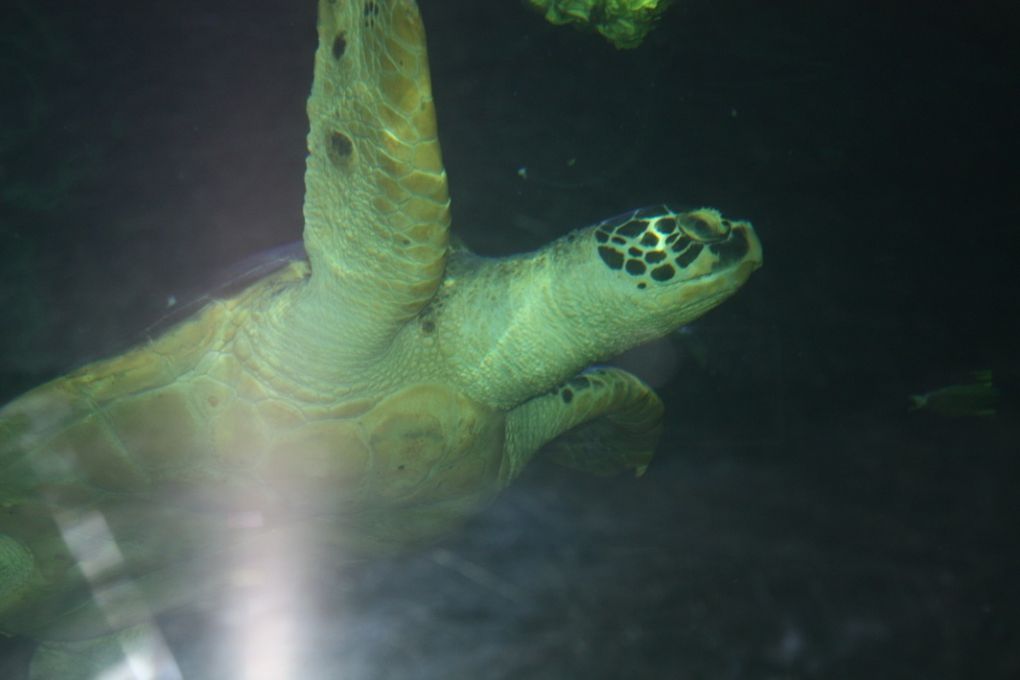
{"left": 0, "top": 0, "right": 762, "bottom": 677}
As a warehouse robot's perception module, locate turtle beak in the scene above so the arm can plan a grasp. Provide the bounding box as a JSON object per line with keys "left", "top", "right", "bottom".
{"left": 674, "top": 215, "right": 762, "bottom": 292}
{"left": 726, "top": 220, "right": 763, "bottom": 279}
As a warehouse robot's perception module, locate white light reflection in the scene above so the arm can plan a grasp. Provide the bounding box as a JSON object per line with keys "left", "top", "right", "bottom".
{"left": 224, "top": 509, "right": 310, "bottom": 680}
{"left": 53, "top": 509, "right": 182, "bottom": 680}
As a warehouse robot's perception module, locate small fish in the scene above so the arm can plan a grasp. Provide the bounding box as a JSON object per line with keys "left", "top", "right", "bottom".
{"left": 909, "top": 370, "right": 999, "bottom": 418}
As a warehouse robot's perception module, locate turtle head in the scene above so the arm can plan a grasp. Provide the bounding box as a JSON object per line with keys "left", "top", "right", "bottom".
{"left": 428, "top": 204, "right": 761, "bottom": 408}
{"left": 576, "top": 205, "right": 762, "bottom": 345}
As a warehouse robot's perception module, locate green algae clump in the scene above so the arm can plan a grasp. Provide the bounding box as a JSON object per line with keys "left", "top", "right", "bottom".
{"left": 527, "top": 0, "right": 676, "bottom": 48}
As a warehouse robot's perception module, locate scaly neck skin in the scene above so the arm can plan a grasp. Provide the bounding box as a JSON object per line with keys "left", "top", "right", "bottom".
{"left": 431, "top": 213, "right": 762, "bottom": 411}
{"left": 240, "top": 264, "right": 403, "bottom": 399}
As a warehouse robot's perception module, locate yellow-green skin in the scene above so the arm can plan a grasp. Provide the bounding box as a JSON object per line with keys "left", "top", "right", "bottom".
{"left": 0, "top": 0, "right": 761, "bottom": 675}
{"left": 0, "top": 264, "right": 506, "bottom": 638}
{"left": 528, "top": 0, "right": 676, "bottom": 48}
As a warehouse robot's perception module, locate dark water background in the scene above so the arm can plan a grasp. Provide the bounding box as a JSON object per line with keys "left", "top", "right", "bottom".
{"left": 1, "top": 0, "right": 1018, "bottom": 677}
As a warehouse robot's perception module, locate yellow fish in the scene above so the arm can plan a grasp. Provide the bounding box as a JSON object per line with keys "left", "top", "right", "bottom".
{"left": 910, "top": 370, "right": 999, "bottom": 418}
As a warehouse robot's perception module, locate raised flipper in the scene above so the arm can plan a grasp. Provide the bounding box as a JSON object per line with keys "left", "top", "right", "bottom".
{"left": 300, "top": 0, "right": 450, "bottom": 363}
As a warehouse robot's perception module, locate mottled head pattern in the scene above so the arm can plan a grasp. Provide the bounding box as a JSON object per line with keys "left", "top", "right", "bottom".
{"left": 594, "top": 205, "right": 753, "bottom": 290}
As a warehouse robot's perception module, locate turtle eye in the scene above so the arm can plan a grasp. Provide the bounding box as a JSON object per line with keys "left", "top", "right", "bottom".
{"left": 678, "top": 211, "right": 730, "bottom": 243}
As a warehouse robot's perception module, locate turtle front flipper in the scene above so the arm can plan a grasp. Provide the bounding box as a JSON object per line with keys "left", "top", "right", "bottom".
{"left": 504, "top": 367, "right": 663, "bottom": 481}
{"left": 299, "top": 0, "right": 450, "bottom": 363}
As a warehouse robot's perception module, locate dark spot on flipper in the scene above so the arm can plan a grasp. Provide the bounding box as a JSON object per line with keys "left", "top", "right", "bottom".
{"left": 625, "top": 259, "right": 646, "bottom": 276}
{"left": 611, "top": 236, "right": 627, "bottom": 245}
{"left": 644, "top": 250, "right": 666, "bottom": 264}
{"left": 637, "top": 282, "right": 647, "bottom": 289}
{"left": 651, "top": 264, "right": 676, "bottom": 281}
{"left": 628, "top": 247, "right": 642, "bottom": 257}
{"left": 420, "top": 319, "right": 435, "bottom": 334}
{"left": 327, "top": 131, "right": 354, "bottom": 167}
{"left": 397, "top": 464, "right": 405, "bottom": 471}
{"left": 567, "top": 376, "right": 592, "bottom": 391}
{"left": 561, "top": 388, "right": 573, "bottom": 404}
{"left": 598, "top": 246, "right": 625, "bottom": 270}
{"left": 595, "top": 229, "right": 610, "bottom": 243}
{"left": 332, "top": 33, "right": 347, "bottom": 60}
{"left": 330, "top": 132, "right": 353, "bottom": 156}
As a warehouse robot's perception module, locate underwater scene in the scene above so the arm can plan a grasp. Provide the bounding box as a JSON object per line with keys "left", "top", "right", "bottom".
{"left": 1, "top": 0, "right": 1017, "bottom": 678}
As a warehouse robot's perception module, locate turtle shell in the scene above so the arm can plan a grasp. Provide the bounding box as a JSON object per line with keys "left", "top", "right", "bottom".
{"left": 0, "top": 264, "right": 507, "bottom": 640}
